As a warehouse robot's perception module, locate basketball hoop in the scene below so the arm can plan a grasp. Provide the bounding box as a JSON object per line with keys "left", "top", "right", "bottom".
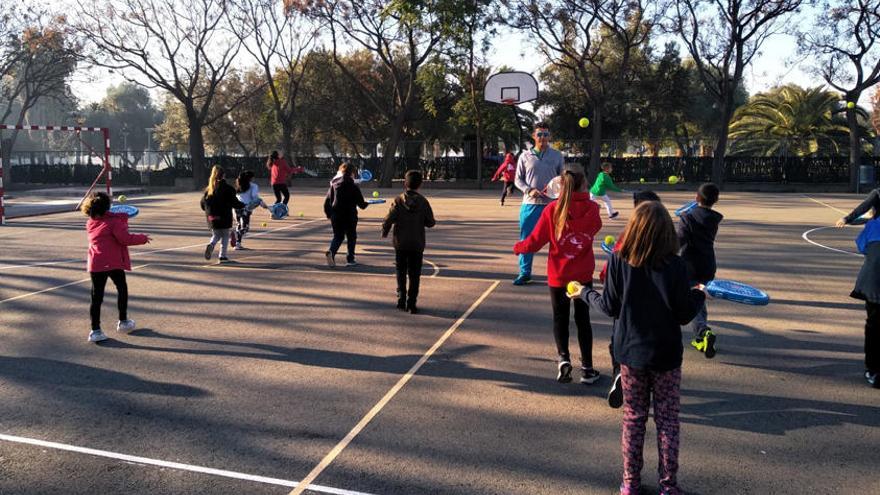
{"left": 501, "top": 98, "right": 517, "bottom": 106}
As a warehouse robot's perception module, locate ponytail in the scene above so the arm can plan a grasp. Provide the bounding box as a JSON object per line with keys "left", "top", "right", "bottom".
{"left": 551, "top": 167, "right": 586, "bottom": 240}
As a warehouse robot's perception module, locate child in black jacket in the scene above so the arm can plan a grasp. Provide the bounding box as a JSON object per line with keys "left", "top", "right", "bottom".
{"left": 678, "top": 183, "right": 723, "bottom": 358}
{"left": 575, "top": 201, "right": 705, "bottom": 495}
{"left": 324, "top": 163, "right": 369, "bottom": 267}
{"left": 201, "top": 166, "right": 245, "bottom": 262}
{"left": 382, "top": 170, "right": 436, "bottom": 313}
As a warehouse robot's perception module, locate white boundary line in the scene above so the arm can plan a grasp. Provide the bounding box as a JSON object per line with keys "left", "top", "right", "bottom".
{"left": 801, "top": 226, "right": 862, "bottom": 257}
{"left": 0, "top": 433, "right": 377, "bottom": 495}
{"left": 288, "top": 280, "right": 501, "bottom": 495}
{"left": 0, "top": 264, "right": 150, "bottom": 305}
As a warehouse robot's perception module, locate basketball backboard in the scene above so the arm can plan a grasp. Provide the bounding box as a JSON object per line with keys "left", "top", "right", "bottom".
{"left": 484, "top": 71, "right": 538, "bottom": 105}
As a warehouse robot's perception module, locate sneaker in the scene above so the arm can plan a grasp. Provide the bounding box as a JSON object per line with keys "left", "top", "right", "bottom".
{"left": 218, "top": 256, "right": 229, "bottom": 263}
{"left": 557, "top": 361, "right": 573, "bottom": 383}
{"left": 397, "top": 299, "right": 407, "bottom": 311}
{"left": 580, "top": 367, "right": 600, "bottom": 384}
{"left": 608, "top": 372, "right": 623, "bottom": 409}
{"left": 88, "top": 330, "right": 108, "bottom": 343}
{"left": 690, "top": 329, "right": 717, "bottom": 358}
{"left": 325, "top": 251, "right": 336, "bottom": 268}
{"left": 619, "top": 483, "right": 639, "bottom": 495}
{"left": 204, "top": 244, "right": 214, "bottom": 260}
{"left": 233, "top": 245, "right": 242, "bottom": 251}
{"left": 345, "top": 259, "right": 358, "bottom": 267}
{"left": 610, "top": 211, "right": 619, "bottom": 219}
{"left": 408, "top": 304, "right": 419, "bottom": 314}
{"left": 116, "top": 319, "right": 136, "bottom": 334}
{"left": 512, "top": 274, "right": 532, "bottom": 286}
{"left": 866, "top": 370, "right": 879, "bottom": 388}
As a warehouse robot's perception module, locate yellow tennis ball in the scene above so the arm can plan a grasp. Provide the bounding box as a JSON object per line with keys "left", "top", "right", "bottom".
{"left": 261, "top": 222, "right": 268, "bottom": 227}
{"left": 372, "top": 191, "right": 380, "bottom": 198}
{"left": 668, "top": 175, "right": 679, "bottom": 185}
{"left": 847, "top": 101, "right": 855, "bottom": 109}
{"left": 639, "top": 177, "right": 646, "bottom": 183}
{"left": 604, "top": 235, "right": 615, "bottom": 245}
{"left": 117, "top": 195, "right": 127, "bottom": 203}
{"left": 566, "top": 281, "right": 582, "bottom": 296}
{"left": 578, "top": 117, "right": 590, "bottom": 128}
{"left": 298, "top": 211, "right": 304, "bottom": 217}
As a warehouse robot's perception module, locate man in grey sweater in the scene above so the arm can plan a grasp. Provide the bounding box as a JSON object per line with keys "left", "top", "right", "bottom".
{"left": 513, "top": 122, "right": 564, "bottom": 285}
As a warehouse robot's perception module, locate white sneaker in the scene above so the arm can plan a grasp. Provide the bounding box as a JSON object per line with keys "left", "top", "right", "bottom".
{"left": 116, "top": 319, "right": 136, "bottom": 334}
{"left": 88, "top": 330, "right": 108, "bottom": 342}
{"left": 233, "top": 245, "right": 242, "bottom": 251}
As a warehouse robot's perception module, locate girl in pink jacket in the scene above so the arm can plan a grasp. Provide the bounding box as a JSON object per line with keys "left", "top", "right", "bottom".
{"left": 81, "top": 192, "right": 151, "bottom": 343}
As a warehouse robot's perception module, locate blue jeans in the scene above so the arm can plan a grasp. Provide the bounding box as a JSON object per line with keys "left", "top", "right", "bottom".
{"left": 686, "top": 281, "right": 709, "bottom": 337}
{"left": 518, "top": 203, "right": 545, "bottom": 276}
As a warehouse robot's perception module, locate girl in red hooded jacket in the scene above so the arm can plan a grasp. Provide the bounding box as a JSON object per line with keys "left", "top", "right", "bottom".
{"left": 514, "top": 163, "right": 602, "bottom": 384}
{"left": 81, "top": 192, "right": 151, "bottom": 343}
{"left": 491, "top": 152, "right": 517, "bottom": 205}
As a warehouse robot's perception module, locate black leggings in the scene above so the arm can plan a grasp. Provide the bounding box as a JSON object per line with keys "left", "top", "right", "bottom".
{"left": 395, "top": 249, "right": 424, "bottom": 304}
{"left": 273, "top": 183, "right": 290, "bottom": 205}
{"left": 235, "top": 209, "right": 252, "bottom": 243}
{"left": 549, "top": 285, "right": 593, "bottom": 367}
{"left": 90, "top": 270, "right": 128, "bottom": 330}
{"left": 500, "top": 181, "right": 515, "bottom": 202}
{"left": 867, "top": 301, "right": 880, "bottom": 372}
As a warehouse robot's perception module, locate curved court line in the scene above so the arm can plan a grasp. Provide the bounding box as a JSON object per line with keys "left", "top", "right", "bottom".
{"left": 288, "top": 280, "right": 501, "bottom": 495}
{"left": 425, "top": 258, "right": 440, "bottom": 277}
{"left": 0, "top": 433, "right": 376, "bottom": 495}
{"left": 801, "top": 226, "right": 862, "bottom": 257}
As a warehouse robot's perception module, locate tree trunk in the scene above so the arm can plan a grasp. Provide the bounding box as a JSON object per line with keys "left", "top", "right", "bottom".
{"left": 847, "top": 101, "right": 862, "bottom": 192}
{"left": 380, "top": 112, "right": 407, "bottom": 188}
{"left": 281, "top": 121, "right": 294, "bottom": 165}
{"left": 188, "top": 120, "right": 208, "bottom": 190}
{"left": 711, "top": 102, "right": 735, "bottom": 186}
{"left": 588, "top": 104, "right": 602, "bottom": 180}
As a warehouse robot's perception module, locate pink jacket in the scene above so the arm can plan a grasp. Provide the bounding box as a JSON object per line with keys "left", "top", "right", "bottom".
{"left": 86, "top": 213, "right": 149, "bottom": 272}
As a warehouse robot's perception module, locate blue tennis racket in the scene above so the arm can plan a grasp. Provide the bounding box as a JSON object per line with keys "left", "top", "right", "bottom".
{"left": 110, "top": 204, "right": 139, "bottom": 218}
{"left": 601, "top": 241, "right": 614, "bottom": 255}
{"left": 675, "top": 200, "right": 697, "bottom": 217}
{"left": 367, "top": 198, "right": 386, "bottom": 204}
{"left": 706, "top": 279, "right": 770, "bottom": 306}
{"left": 360, "top": 169, "right": 373, "bottom": 182}
{"left": 269, "top": 202, "right": 289, "bottom": 220}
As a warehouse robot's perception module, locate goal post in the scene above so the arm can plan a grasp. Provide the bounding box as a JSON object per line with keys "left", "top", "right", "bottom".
{"left": 0, "top": 124, "right": 111, "bottom": 225}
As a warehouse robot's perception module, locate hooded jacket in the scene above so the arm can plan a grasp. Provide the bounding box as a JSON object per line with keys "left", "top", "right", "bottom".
{"left": 677, "top": 205, "right": 723, "bottom": 284}
{"left": 382, "top": 190, "right": 436, "bottom": 252}
{"left": 324, "top": 174, "right": 367, "bottom": 221}
{"left": 201, "top": 181, "right": 246, "bottom": 229}
{"left": 86, "top": 213, "right": 150, "bottom": 272}
{"left": 492, "top": 153, "right": 516, "bottom": 183}
{"left": 513, "top": 191, "right": 602, "bottom": 287}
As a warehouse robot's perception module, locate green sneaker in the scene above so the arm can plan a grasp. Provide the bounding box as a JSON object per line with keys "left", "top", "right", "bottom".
{"left": 691, "top": 329, "right": 717, "bottom": 358}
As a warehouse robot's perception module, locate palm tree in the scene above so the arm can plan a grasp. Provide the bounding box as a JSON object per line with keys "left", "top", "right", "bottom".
{"left": 727, "top": 85, "right": 867, "bottom": 156}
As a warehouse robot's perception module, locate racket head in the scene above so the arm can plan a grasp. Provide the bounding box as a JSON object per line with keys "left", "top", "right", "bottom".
{"left": 360, "top": 169, "right": 373, "bottom": 182}
{"left": 109, "top": 204, "right": 139, "bottom": 218}
{"left": 675, "top": 200, "right": 698, "bottom": 217}
{"left": 367, "top": 198, "right": 386, "bottom": 204}
{"left": 706, "top": 279, "right": 770, "bottom": 305}
{"left": 544, "top": 176, "right": 563, "bottom": 199}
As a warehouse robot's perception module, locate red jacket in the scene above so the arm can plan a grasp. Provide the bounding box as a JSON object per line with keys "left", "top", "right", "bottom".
{"left": 492, "top": 153, "right": 516, "bottom": 182}
{"left": 268, "top": 158, "right": 304, "bottom": 185}
{"left": 86, "top": 213, "right": 149, "bottom": 272}
{"left": 514, "top": 192, "right": 602, "bottom": 287}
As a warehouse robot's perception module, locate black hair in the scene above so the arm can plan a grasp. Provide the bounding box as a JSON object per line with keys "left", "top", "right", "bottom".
{"left": 697, "top": 183, "right": 720, "bottom": 207}
{"left": 533, "top": 121, "right": 550, "bottom": 131}
{"left": 236, "top": 170, "right": 254, "bottom": 193}
{"left": 81, "top": 191, "right": 111, "bottom": 218}
{"left": 633, "top": 190, "right": 661, "bottom": 206}
{"left": 405, "top": 170, "right": 423, "bottom": 190}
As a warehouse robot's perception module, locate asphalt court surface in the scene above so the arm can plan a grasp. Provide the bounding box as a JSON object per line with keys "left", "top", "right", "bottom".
{"left": 1, "top": 187, "right": 879, "bottom": 494}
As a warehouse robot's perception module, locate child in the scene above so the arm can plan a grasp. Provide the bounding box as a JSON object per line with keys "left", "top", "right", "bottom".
{"left": 598, "top": 189, "right": 661, "bottom": 408}
{"left": 233, "top": 170, "right": 268, "bottom": 250}
{"left": 381, "top": 170, "right": 436, "bottom": 314}
{"left": 514, "top": 163, "right": 603, "bottom": 383}
{"left": 836, "top": 188, "right": 880, "bottom": 388}
{"left": 575, "top": 201, "right": 706, "bottom": 495}
{"left": 590, "top": 162, "right": 622, "bottom": 219}
{"left": 324, "top": 163, "right": 369, "bottom": 267}
{"left": 201, "top": 166, "right": 245, "bottom": 263}
{"left": 678, "top": 183, "right": 723, "bottom": 358}
{"left": 266, "top": 150, "right": 303, "bottom": 205}
{"left": 491, "top": 151, "right": 517, "bottom": 205}
{"left": 81, "top": 192, "right": 151, "bottom": 343}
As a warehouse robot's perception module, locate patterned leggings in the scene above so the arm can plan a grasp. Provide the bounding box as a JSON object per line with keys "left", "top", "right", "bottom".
{"left": 620, "top": 365, "right": 682, "bottom": 495}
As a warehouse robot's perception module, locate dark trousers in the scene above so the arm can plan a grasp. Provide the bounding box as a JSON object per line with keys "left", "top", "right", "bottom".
{"left": 273, "top": 183, "right": 290, "bottom": 205}
{"left": 549, "top": 285, "right": 593, "bottom": 367}
{"left": 867, "top": 301, "right": 880, "bottom": 372}
{"left": 500, "top": 181, "right": 515, "bottom": 203}
{"left": 90, "top": 270, "right": 128, "bottom": 330}
{"left": 329, "top": 216, "right": 357, "bottom": 262}
{"left": 234, "top": 209, "right": 252, "bottom": 244}
{"left": 395, "top": 249, "right": 424, "bottom": 305}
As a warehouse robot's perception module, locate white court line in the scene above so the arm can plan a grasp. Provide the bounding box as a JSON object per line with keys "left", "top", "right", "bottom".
{"left": 0, "top": 218, "right": 325, "bottom": 271}
{"left": 0, "top": 433, "right": 377, "bottom": 495}
{"left": 288, "top": 280, "right": 501, "bottom": 495}
{"left": 802, "top": 195, "right": 849, "bottom": 215}
{"left": 0, "top": 264, "right": 150, "bottom": 305}
{"left": 801, "top": 226, "right": 862, "bottom": 257}
{"left": 425, "top": 259, "right": 440, "bottom": 277}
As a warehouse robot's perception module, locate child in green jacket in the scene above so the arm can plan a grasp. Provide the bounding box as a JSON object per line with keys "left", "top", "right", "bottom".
{"left": 590, "top": 162, "right": 622, "bottom": 219}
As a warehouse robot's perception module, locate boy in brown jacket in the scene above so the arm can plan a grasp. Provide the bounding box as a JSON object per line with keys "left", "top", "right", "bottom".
{"left": 382, "top": 170, "right": 436, "bottom": 313}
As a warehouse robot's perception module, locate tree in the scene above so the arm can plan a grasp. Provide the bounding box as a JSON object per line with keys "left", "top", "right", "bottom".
{"left": 75, "top": 0, "right": 245, "bottom": 188}
{"left": 727, "top": 85, "right": 859, "bottom": 156}
{"left": 290, "top": 0, "right": 457, "bottom": 186}
{"left": 670, "top": 0, "right": 802, "bottom": 186}
{"left": 0, "top": 13, "right": 78, "bottom": 184}
{"left": 504, "top": 0, "right": 659, "bottom": 176}
{"left": 84, "top": 83, "right": 162, "bottom": 167}
{"left": 799, "top": 0, "right": 880, "bottom": 190}
{"left": 230, "top": 0, "right": 319, "bottom": 160}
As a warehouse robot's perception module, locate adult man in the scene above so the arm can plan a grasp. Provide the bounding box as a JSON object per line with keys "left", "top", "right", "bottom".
{"left": 513, "top": 122, "right": 563, "bottom": 285}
